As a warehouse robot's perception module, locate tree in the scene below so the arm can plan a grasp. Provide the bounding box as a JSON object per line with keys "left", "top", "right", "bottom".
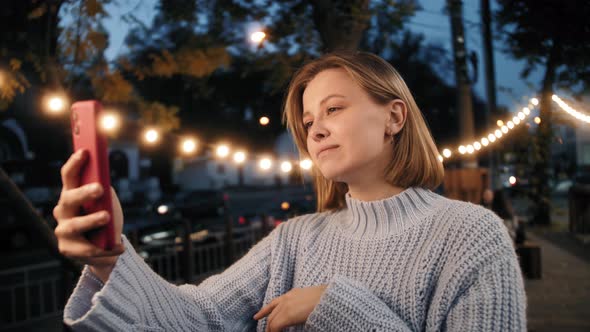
{"left": 495, "top": 0, "right": 590, "bottom": 224}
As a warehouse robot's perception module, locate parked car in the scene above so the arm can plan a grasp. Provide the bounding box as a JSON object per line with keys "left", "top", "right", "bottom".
{"left": 157, "top": 190, "right": 225, "bottom": 218}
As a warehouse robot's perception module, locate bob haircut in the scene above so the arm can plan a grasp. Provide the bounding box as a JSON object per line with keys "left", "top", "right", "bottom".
{"left": 282, "top": 51, "right": 444, "bottom": 212}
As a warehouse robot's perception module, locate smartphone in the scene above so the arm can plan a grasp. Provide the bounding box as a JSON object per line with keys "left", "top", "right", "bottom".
{"left": 70, "top": 100, "right": 115, "bottom": 250}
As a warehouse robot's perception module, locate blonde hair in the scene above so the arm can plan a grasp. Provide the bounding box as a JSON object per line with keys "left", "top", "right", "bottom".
{"left": 283, "top": 52, "right": 444, "bottom": 212}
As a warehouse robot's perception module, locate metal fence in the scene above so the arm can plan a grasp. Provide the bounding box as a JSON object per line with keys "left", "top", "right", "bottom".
{"left": 142, "top": 223, "right": 266, "bottom": 284}
{"left": 0, "top": 223, "right": 267, "bottom": 330}
{"left": 0, "top": 261, "right": 64, "bottom": 330}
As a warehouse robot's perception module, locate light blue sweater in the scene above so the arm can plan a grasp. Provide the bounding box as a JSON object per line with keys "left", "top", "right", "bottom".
{"left": 64, "top": 187, "right": 527, "bottom": 331}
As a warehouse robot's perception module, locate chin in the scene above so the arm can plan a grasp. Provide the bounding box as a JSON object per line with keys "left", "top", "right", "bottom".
{"left": 317, "top": 164, "right": 351, "bottom": 183}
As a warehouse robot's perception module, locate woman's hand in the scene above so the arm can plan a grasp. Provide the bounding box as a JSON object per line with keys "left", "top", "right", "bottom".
{"left": 53, "top": 149, "right": 125, "bottom": 282}
{"left": 253, "top": 284, "right": 328, "bottom": 332}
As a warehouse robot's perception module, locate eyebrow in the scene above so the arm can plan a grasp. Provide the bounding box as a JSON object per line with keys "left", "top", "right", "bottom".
{"left": 302, "top": 94, "right": 346, "bottom": 118}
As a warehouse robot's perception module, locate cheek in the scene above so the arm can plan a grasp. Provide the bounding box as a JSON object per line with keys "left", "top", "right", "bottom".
{"left": 347, "top": 125, "right": 385, "bottom": 157}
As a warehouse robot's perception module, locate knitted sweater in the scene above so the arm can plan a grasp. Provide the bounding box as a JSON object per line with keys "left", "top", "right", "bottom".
{"left": 64, "top": 187, "right": 527, "bottom": 331}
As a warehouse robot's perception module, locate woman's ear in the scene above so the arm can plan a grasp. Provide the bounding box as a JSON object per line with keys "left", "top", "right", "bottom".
{"left": 386, "top": 99, "right": 407, "bottom": 135}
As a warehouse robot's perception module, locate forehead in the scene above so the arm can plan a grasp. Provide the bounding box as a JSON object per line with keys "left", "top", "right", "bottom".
{"left": 302, "top": 68, "right": 357, "bottom": 106}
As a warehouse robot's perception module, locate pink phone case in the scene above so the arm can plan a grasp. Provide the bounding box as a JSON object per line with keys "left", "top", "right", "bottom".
{"left": 70, "top": 100, "right": 115, "bottom": 250}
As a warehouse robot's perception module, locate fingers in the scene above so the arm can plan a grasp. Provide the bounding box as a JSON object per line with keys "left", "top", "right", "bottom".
{"left": 266, "top": 303, "right": 284, "bottom": 332}
{"left": 254, "top": 298, "right": 279, "bottom": 320}
{"left": 59, "top": 241, "right": 125, "bottom": 261}
{"left": 55, "top": 210, "right": 110, "bottom": 238}
{"left": 60, "top": 149, "right": 88, "bottom": 190}
{"left": 54, "top": 183, "right": 104, "bottom": 220}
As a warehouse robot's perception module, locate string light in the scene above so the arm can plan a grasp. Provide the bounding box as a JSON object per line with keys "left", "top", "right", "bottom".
{"left": 299, "top": 159, "right": 313, "bottom": 170}
{"left": 280, "top": 161, "right": 292, "bottom": 173}
{"left": 259, "top": 116, "right": 270, "bottom": 126}
{"left": 46, "top": 95, "right": 67, "bottom": 113}
{"left": 259, "top": 158, "right": 272, "bottom": 170}
{"left": 552, "top": 94, "right": 590, "bottom": 124}
{"left": 101, "top": 112, "right": 120, "bottom": 132}
{"left": 144, "top": 128, "right": 159, "bottom": 144}
{"left": 216, "top": 144, "right": 230, "bottom": 158}
{"left": 62, "top": 93, "right": 584, "bottom": 170}
{"left": 181, "top": 138, "right": 198, "bottom": 155}
{"left": 438, "top": 96, "right": 537, "bottom": 162}
{"left": 233, "top": 151, "right": 246, "bottom": 164}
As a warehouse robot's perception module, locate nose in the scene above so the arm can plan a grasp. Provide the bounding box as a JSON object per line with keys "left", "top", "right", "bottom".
{"left": 310, "top": 121, "right": 329, "bottom": 142}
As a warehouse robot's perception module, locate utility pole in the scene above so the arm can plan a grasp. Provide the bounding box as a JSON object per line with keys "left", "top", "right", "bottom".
{"left": 480, "top": 0, "right": 499, "bottom": 189}
{"left": 447, "top": 0, "right": 477, "bottom": 169}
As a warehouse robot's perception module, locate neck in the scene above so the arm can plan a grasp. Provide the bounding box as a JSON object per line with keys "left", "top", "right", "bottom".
{"left": 333, "top": 187, "right": 444, "bottom": 239}
{"left": 346, "top": 182, "right": 405, "bottom": 202}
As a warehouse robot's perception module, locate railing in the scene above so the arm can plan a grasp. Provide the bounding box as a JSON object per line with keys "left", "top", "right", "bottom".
{"left": 0, "top": 261, "right": 64, "bottom": 329}
{"left": 142, "top": 223, "right": 267, "bottom": 284}
{"left": 0, "top": 222, "right": 269, "bottom": 330}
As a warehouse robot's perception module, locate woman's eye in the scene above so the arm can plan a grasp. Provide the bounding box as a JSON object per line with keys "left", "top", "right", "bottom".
{"left": 327, "top": 107, "right": 340, "bottom": 113}
{"left": 303, "top": 121, "right": 313, "bottom": 130}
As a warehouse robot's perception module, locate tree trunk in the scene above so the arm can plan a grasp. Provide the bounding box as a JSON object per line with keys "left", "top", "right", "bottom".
{"left": 530, "top": 40, "right": 559, "bottom": 225}
{"left": 311, "top": 0, "right": 370, "bottom": 52}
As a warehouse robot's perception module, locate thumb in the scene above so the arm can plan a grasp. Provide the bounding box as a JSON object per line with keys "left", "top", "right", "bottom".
{"left": 110, "top": 187, "right": 124, "bottom": 245}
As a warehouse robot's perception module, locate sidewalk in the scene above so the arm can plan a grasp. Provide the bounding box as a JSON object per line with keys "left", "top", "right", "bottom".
{"left": 524, "top": 231, "right": 590, "bottom": 332}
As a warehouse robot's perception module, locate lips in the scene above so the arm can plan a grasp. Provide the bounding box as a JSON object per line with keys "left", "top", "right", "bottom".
{"left": 317, "top": 145, "right": 339, "bottom": 158}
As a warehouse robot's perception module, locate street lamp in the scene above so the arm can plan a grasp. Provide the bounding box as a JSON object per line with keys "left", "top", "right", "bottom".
{"left": 250, "top": 31, "right": 266, "bottom": 45}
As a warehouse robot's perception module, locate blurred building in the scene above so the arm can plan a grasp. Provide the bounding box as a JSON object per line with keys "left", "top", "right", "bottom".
{"left": 172, "top": 131, "right": 311, "bottom": 190}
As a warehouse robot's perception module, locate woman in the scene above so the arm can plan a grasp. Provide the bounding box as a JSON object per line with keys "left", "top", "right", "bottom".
{"left": 55, "top": 52, "right": 526, "bottom": 331}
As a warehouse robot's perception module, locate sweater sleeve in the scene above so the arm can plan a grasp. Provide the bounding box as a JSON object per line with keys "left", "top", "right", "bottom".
{"left": 63, "top": 230, "right": 275, "bottom": 331}
{"left": 443, "top": 257, "right": 527, "bottom": 331}
{"left": 305, "top": 275, "right": 413, "bottom": 331}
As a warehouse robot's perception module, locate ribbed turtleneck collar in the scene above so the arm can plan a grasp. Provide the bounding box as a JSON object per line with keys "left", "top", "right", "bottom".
{"left": 334, "top": 187, "right": 443, "bottom": 239}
